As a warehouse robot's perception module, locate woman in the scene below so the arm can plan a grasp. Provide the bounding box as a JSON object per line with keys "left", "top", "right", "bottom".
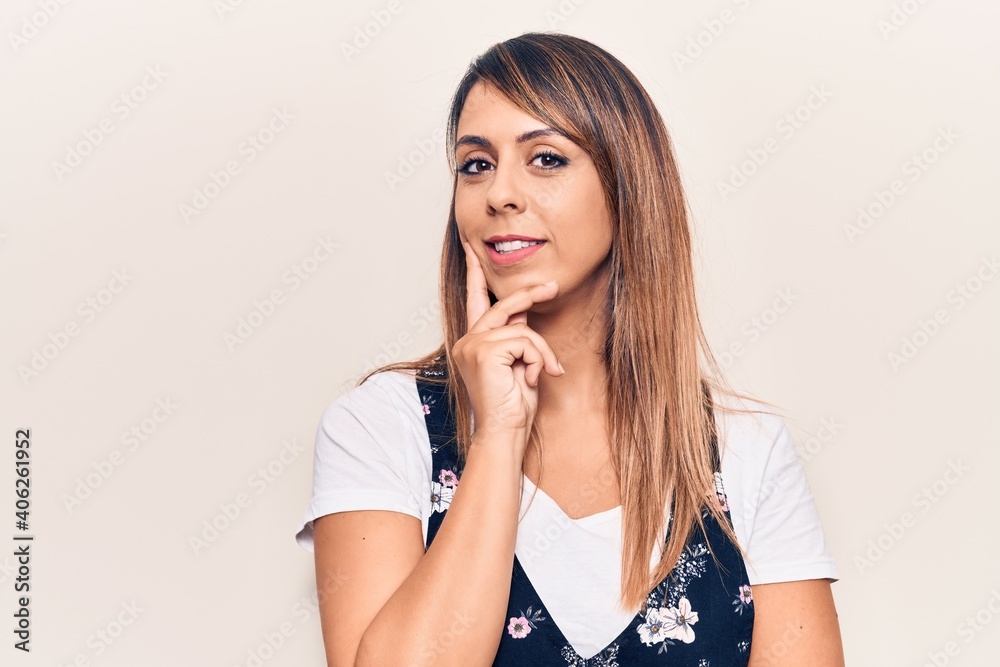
{"left": 296, "top": 32, "right": 844, "bottom": 666}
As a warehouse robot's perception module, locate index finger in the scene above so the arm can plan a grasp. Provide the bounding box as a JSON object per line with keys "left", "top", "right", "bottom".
{"left": 467, "top": 279, "right": 558, "bottom": 335}
{"left": 463, "top": 241, "right": 491, "bottom": 332}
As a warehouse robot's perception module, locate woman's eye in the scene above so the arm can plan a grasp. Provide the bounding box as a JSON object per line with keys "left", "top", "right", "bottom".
{"left": 458, "top": 152, "right": 566, "bottom": 175}
{"left": 459, "top": 159, "right": 493, "bottom": 175}
{"left": 532, "top": 152, "right": 566, "bottom": 169}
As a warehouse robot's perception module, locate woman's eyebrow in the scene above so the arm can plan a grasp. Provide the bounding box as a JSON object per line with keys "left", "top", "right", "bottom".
{"left": 454, "top": 128, "right": 567, "bottom": 151}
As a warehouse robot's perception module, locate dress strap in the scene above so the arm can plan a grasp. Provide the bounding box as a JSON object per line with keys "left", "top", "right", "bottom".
{"left": 416, "top": 366, "right": 458, "bottom": 459}
{"left": 416, "top": 365, "right": 462, "bottom": 548}
{"left": 702, "top": 379, "right": 721, "bottom": 473}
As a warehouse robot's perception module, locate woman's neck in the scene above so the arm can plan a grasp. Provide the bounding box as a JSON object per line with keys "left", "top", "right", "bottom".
{"left": 529, "top": 297, "right": 610, "bottom": 417}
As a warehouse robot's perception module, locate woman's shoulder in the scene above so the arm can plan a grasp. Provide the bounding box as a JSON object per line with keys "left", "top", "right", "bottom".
{"left": 358, "top": 367, "right": 423, "bottom": 398}
{"left": 708, "top": 387, "right": 788, "bottom": 451}
{"left": 321, "top": 368, "right": 425, "bottom": 428}
{"left": 311, "top": 367, "right": 432, "bottom": 486}
{"left": 707, "top": 388, "right": 840, "bottom": 584}
{"left": 706, "top": 386, "right": 805, "bottom": 486}
{"left": 297, "top": 368, "right": 431, "bottom": 552}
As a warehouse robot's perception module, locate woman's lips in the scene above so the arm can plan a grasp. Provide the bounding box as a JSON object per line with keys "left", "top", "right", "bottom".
{"left": 485, "top": 241, "right": 546, "bottom": 266}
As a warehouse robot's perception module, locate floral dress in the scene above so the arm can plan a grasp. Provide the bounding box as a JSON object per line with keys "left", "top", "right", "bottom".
{"left": 418, "top": 366, "right": 755, "bottom": 666}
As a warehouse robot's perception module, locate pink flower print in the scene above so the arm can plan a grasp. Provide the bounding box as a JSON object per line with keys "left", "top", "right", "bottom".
{"left": 508, "top": 615, "right": 531, "bottom": 638}
{"left": 422, "top": 403, "right": 430, "bottom": 414}
{"left": 732, "top": 584, "right": 753, "bottom": 615}
{"left": 713, "top": 472, "right": 729, "bottom": 511}
{"left": 717, "top": 492, "right": 729, "bottom": 512}
{"left": 439, "top": 469, "right": 458, "bottom": 487}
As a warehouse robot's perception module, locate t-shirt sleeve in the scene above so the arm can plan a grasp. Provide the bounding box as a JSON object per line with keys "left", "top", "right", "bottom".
{"left": 294, "top": 374, "right": 424, "bottom": 553}
{"left": 740, "top": 418, "right": 839, "bottom": 585}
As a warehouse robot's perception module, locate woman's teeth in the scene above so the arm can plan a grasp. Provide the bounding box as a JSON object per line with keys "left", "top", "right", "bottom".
{"left": 493, "top": 240, "right": 541, "bottom": 254}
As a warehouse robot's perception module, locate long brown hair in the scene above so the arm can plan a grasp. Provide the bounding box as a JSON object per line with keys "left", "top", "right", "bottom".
{"left": 358, "top": 32, "right": 782, "bottom": 613}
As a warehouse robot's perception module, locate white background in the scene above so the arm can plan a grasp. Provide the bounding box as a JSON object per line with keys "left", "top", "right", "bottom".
{"left": 2, "top": 0, "right": 998, "bottom": 665}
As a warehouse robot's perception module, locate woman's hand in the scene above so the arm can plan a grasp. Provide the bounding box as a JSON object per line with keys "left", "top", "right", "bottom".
{"left": 452, "top": 241, "right": 565, "bottom": 451}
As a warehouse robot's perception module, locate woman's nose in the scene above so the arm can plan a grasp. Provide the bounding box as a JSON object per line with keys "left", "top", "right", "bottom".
{"left": 485, "top": 161, "right": 525, "bottom": 214}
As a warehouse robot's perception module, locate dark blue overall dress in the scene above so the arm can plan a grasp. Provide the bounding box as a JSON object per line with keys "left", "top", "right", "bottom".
{"left": 417, "top": 366, "right": 755, "bottom": 666}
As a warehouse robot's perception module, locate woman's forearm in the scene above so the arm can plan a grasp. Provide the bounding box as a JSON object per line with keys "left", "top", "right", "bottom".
{"left": 355, "top": 430, "right": 525, "bottom": 667}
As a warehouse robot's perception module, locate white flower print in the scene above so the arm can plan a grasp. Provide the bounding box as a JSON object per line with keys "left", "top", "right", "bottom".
{"left": 713, "top": 471, "right": 730, "bottom": 511}
{"left": 659, "top": 596, "right": 699, "bottom": 644}
{"left": 645, "top": 543, "right": 709, "bottom": 610}
{"left": 589, "top": 643, "right": 620, "bottom": 666}
{"left": 430, "top": 479, "right": 454, "bottom": 513}
{"left": 637, "top": 608, "right": 668, "bottom": 646}
{"left": 560, "top": 646, "right": 587, "bottom": 666}
{"left": 713, "top": 471, "right": 726, "bottom": 497}
{"left": 561, "top": 642, "right": 619, "bottom": 666}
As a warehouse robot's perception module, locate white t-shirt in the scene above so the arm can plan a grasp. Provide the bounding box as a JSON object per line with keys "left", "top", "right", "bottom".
{"left": 295, "top": 370, "right": 839, "bottom": 659}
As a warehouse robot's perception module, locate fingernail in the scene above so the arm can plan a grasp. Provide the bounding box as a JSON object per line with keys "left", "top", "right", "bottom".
{"left": 558, "top": 362, "right": 566, "bottom": 374}
{"left": 544, "top": 280, "right": 556, "bottom": 287}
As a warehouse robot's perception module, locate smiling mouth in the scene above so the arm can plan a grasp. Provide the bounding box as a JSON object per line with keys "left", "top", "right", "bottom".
{"left": 489, "top": 239, "right": 544, "bottom": 254}
{"left": 484, "top": 240, "right": 546, "bottom": 266}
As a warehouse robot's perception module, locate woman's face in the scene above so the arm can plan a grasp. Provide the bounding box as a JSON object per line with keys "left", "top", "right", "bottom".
{"left": 453, "top": 81, "right": 614, "bottom": 308}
